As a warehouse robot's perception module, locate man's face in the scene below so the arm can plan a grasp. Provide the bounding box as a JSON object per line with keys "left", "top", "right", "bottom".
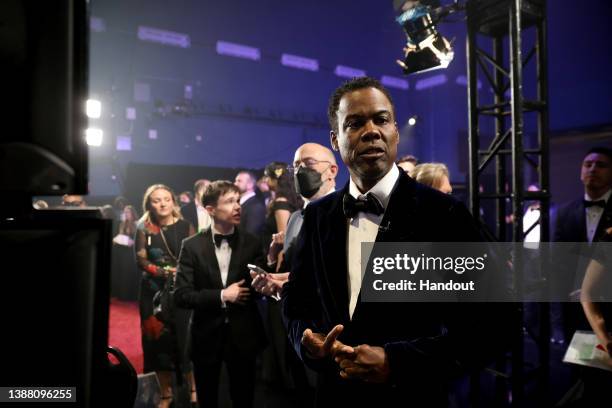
{"left": 207, "top": 191, "right": 241, "bottom": 226}
{"left": 581, "top": 153, "right": 612, "bottom": 192}
{"left": 330, "top": 87, "right": 399, "bottom": 185}
{"left": 234, "top": 173, "right": 251, "bottom": 194}
{"left": 179, "top": 193, "right": 191, "bottom": 205}
{"left": 294, "top": 146, "right": 332, "bottom": 176}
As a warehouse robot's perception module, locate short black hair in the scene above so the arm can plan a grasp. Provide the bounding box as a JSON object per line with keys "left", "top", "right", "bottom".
{"left": 585, "top": 146, "right": 612, "bottom": 162}
{"left": 327, "top": 76, "right": 395, "bottom": 134}
{"left": 202, "top": 180, "right": 239, "bottom": 207}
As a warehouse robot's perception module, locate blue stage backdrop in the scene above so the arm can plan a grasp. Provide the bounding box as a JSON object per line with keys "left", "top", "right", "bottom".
{"left": 87, "top": 0, "right": 612, "bottom": 204}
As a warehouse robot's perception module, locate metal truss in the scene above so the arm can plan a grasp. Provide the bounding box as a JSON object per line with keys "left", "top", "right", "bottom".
{"left": 466, "top": 0, "right": 549, "bottom": 406}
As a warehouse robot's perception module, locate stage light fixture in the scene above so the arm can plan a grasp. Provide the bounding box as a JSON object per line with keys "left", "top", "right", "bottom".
{"left": 85, "top": 128, "right": 103, "bottom": 146}
{"left": 408, "top": 115, "right": 418, "bottom": 126}
{"left": 395, "top": 1, "right": 459, "bottom": 75}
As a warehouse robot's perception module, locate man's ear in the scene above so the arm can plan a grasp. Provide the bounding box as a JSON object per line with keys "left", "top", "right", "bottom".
{"left": 205, "top": 205, "right": 215, "bottom": 216}
{"left": 330, "top": 130, "right": 339, "bottom": 151}
{"left": 327, "top": 164, "right": 339, "bottom": 181}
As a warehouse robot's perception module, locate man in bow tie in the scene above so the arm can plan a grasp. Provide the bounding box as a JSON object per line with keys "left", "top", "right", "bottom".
{"left": 282, "top": 77, "right": 505, "bottom": 407}
{"left": 553, "top": 147, "right": 612, "bottom": 341}
{"left": 175, "top": 180, "right": 267, "bottom": 408}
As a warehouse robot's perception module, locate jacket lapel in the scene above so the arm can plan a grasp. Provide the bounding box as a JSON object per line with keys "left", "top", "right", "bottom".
{"left": 226, "top": 228, "right": 243, "bottom": 285}
{"left": 575, "top": 201, "right": 588, "bottom": 242}
{"left": 594, "top": 198, "right": 612, "bottom": 241}
{"left": 376, "top": 171, "right": 418, "bottom": 242}
{"left": 353, "top": 173, "right": 417, "bottom": 320}
{"left": 321, "top": 187, "right": 350, "bottom": 323}
{"left": 201, "top": 229, "right": 224, "bottom": 288}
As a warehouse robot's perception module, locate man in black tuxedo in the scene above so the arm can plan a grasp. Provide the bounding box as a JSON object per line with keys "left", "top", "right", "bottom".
{"left": 235, "top": 170, "right": 266, "bottom": 236}
{"left": 174, "top": 180, "right": 266, "bottom": 408}
{"left": 555, "top": 147, "right": 612, "bottom": 244}
{"left": 281, "top": 77, "right": 505, "bottom": 407}
{"left": 554, "top": 147, "right": 612, "bottom": 341}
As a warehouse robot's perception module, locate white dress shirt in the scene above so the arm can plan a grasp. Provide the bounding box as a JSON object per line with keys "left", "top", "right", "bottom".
{"left": 584, "top": 189, "right": 611, "bottom": 243}
{"left": 347, "top": 165, "right": 400, "bottom": 319}
{"left": 240, "top": 191, "right": 256, "bottom": 205}
{"left": 212, "top": 225, "right": 234, "bottom": 307}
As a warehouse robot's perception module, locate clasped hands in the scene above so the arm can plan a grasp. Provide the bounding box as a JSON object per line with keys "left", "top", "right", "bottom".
{"left": 302, "top": 324, "right": 390, "bottom": 383}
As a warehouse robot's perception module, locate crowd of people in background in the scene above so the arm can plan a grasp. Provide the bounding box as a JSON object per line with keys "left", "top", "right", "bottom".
{"left": 30, "top": 78, "right": 612, "bottom": 408}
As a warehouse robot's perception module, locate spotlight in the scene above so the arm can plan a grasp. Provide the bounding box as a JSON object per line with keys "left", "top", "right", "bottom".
{"left": 408, "top": 115, "right": 418, "bottom": 126}
{"left": 86, "top": 99, "right": 101, "bottom": 119}
{"left": 394, "top": 1, "right": 459, "bottom": 75}
{"left": 85, "top": 128, "right": 103, "bottom": 146}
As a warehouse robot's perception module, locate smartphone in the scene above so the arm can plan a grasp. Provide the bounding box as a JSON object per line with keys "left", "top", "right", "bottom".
{"left": 248, "top": 264, "right": 280, "bottom": 301}
{"left": 247, "top": 263, "right": 267, "bottom": 276}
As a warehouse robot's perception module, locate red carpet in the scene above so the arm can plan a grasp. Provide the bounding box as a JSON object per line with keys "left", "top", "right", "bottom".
{"left": 108, "top": 298, "right": 144, "bottom": 374}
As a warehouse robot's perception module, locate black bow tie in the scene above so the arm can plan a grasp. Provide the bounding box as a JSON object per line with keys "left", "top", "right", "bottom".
{"left": 214, "top": 232, "right": 236, "bottom": 248}
{"left": 584, "top": 200, "right": 606, "bottom": 208}
{"left": 343, "top": 193, "right": 384, "bottom": 219}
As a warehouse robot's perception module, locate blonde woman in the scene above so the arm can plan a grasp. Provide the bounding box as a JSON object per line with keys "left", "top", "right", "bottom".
{"left": 409, "top": 162, "right": 453, "bottom": 194}
{"left": 135, "top": 184, "right": 196, "bottom": 408}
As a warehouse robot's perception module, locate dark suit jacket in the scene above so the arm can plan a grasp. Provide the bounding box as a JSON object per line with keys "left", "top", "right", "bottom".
{"left": 282, "top": 171, "right": 508, "bottom": 407}
{"left": 553, "top": 197, "right": 612, "bottom": 338}
{"left": 240, "top": 195, "right": 266, "bottom": 236}
{"left": 180, "top": 202, "right": 198, "bottom": 232}
{"left": 174, "top": 228, "right": 267, "bottom": 364}
{"left": 554, "top": 197, "right": 612, "bottom": 243}
{"left": 276, "top": 209, "right": 304, "bottom": 273}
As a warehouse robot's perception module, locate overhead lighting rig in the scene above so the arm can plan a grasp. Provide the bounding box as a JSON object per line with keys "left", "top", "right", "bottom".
{"left": 394, "top": 0, "right": 463, "bottom": 75}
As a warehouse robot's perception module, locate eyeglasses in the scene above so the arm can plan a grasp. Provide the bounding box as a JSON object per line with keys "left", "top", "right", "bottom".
{"left": 288, "top": 158, "right": 332, "bottom": 173}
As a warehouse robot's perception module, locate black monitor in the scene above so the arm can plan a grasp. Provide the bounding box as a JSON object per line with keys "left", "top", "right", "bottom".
{"left": 0, "top": 0, "right": 89, "bottom": 196}
{"left": 0, "top": 210, "right": 112, "bottom": 406}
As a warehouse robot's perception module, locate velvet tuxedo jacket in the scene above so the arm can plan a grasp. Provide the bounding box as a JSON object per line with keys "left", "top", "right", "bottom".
{"left": 281, "top": 170, "right": 507, "bottom": 406}
{"left": 174, "top": 228, "right": 267, "bottom": 364}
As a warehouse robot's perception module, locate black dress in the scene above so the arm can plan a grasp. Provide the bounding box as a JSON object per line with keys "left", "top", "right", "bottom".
{"left": 261, "top": 200, "right": 298, "bottom": 253}
{"left": 135, "top": 218, "right": 194, "bottom": 373}
{"left": 259, "top": 199, "right": 302, "bottom": 391}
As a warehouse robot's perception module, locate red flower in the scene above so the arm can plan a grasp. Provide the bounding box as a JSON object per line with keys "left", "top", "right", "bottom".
{"left": 144, "top": 221, "right": 160, "bottom": 235}
{"left": 142, "top": 316, "right": 164, "bottom": 340}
